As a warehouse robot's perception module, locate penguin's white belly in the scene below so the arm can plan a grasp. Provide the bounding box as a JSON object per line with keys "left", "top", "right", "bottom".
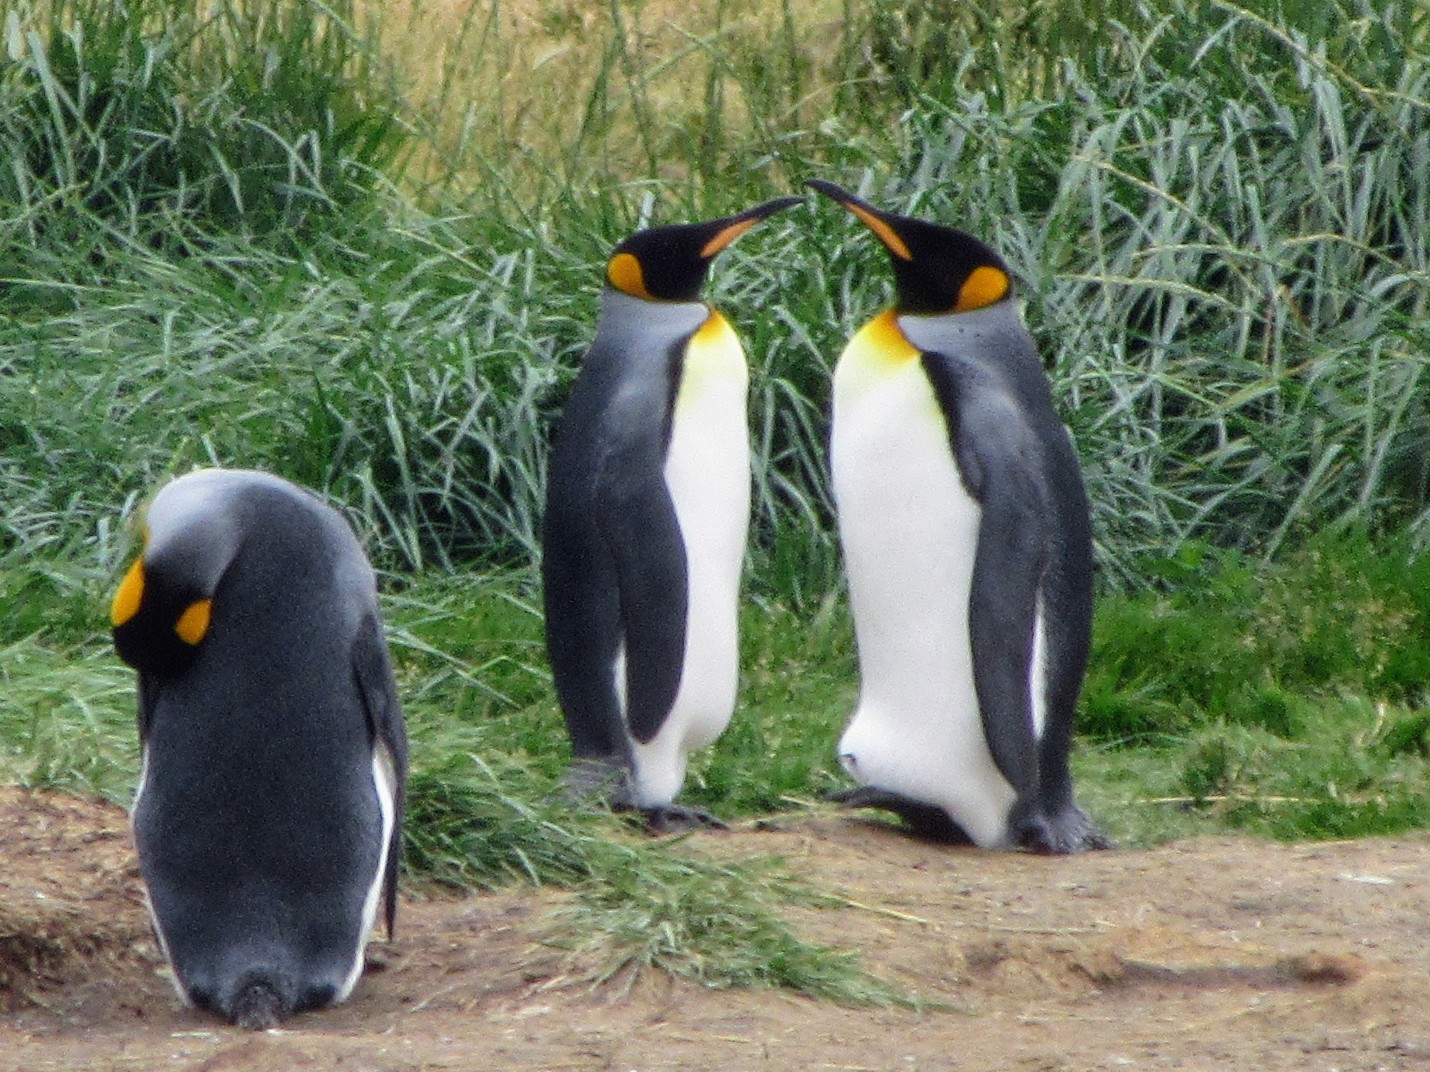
{"left": 630, "top": 314, "right": 749, "bottom": 806}
{"left": 832, "top": 328, "right": 1017, "bottom": 847}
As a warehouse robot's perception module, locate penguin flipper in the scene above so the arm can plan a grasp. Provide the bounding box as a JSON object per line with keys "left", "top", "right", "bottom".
{"left": 352, "top": 612, "right": 408, "bottom": 939}
{"left": 595, "top": 442, "right": 689, "bottom": 746}
{"left": 922, "top": 352, "right": 1049, "bottom": 800}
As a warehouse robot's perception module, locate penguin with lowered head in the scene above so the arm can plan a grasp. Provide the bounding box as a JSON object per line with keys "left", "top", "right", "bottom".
{"left": 111, "top": 467, "right": 408, "bottom": 1027}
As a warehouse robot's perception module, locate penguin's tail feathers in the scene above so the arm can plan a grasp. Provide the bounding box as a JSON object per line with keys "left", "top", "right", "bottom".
{"left": 227, "top": 971, "right": 293, "bottom": 1030}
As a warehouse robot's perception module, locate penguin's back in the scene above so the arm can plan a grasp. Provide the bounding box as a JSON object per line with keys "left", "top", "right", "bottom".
{"left": 131, "top": 471, "right": 394, "bottom": 1018}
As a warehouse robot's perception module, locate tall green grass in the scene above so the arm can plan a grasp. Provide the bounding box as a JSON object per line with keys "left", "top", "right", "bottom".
{"left": 3, "top": 0, "right": 1427, "bottom": 578}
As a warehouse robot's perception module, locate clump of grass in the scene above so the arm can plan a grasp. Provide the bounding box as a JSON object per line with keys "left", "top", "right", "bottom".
{"left": 0, "top": 639, "right": 135, "bottom": 802}
{"left": 1077, "top": 530, "right": 1430, "bottom": 844}
{"left": 1083, "top": 532, "right": 1430, "bottom": 745}
{"left": 403, "top": 752, "right": 909, "bottom": 1005}
{"left": 550, "top": 846, "right": 906, "bottom": 1003}
{"left": 2, "top": 0, "right": 403, "bottom": 283}
{"left": 0, "top": 549, "right": 135, "bottom": 799}
{"left": 1178, "top": 697, "right": 1428, "bottom": 840}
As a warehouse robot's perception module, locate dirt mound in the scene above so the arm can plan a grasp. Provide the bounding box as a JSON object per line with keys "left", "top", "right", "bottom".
{"left": 0, "top": 788, "right": 1425, "bottom": 1071}
{"left": 0, "top": 789, "right": 156, "bottom": 1015}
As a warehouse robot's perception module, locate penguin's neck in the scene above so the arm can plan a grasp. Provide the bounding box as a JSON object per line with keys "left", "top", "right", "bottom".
{"left": 599, "top": 288, "right": 710, "bottom": 343}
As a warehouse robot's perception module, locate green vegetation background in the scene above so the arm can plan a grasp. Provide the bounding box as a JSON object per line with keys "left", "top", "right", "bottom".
{"left": 1, "top": 0, "right": 1426, "bottom": 1000}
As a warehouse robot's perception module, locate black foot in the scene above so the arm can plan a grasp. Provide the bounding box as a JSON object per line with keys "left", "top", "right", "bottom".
{"left": 639, "top": 805, "right": 729, "bottom": 835}
{"left": 826, "top": 786, "right": 975, "bottom": 845}
{"left": 561, "top": 759, "right": 726, "bottom": 834}
{"left": 1013, "top": 804, "right": 1114, "bottom": 855}
{"left": 560, "top": 757, "right": 637, "bottom": 809}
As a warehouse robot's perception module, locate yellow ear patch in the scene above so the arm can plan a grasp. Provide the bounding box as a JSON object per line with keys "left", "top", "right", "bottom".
{"left": 954, "top": 265, "right": 1010, "bottom": 312}
{"left": 607, "top": 252, "right": 655, "bottom": 300}
{"left": 111, "top": 559, "right": 145, "bottom": 626}
{"left": 175, "top": 599, "right": 212, "bottom": 646}
{"left": 847, "top": 203, "right": 913, "bottom": 261}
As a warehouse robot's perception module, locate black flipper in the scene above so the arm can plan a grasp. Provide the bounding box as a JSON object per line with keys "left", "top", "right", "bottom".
{"left": 595, "top": 435, "right": 688, "bottom": 746}
{"left": 541, "top": 542, "right": 628, "bottom": 765}
{"left": 353, "top": 612, "right": 409, "bottom": 939}
{"left": 921, "top": 352, "right": 1048, "bottom": 804}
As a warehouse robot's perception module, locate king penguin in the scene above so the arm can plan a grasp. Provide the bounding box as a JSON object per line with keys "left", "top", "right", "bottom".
{"left": 542, "top": 196, "right": 802, "bottom": 832}
{"left": 110, "top": 467, "right": 409, "bottom": 1028}
{"left": 808, "top": 179, "right": 1109, "bottom": 854}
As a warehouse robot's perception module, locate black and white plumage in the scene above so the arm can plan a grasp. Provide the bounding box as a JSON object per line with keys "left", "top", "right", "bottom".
{"left": 542, "top": 197, "right": 801, "bottom": 832}
{"left": 809, "top": 180, "right": 1108, "bottom": 854}
{"left": 111, "top": 467, "right": 408, "bottom": 1027}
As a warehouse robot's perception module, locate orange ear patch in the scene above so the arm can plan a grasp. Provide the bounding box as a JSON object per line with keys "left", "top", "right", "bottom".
{"left": 111, "top": 559, "right": 145, "bottom": 626}
{"left": 954, "top": 265, "right": 1010, "bottom": 312}
{"left": 175, "top": 599, "right": 212, "bottom": 645}
{"left": 607, "top": 252, "right": 655, "bottom": 300}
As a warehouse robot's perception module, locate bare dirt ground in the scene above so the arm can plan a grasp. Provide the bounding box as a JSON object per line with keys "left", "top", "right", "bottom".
{"left": 1, "top": 786, "right": 1426, "bottom": 1072}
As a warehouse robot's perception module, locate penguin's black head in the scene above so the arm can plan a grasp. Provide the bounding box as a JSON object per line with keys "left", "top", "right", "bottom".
{"left": 807, "top": 179, "right": 1013, "bottom": 317}
{"left": 110, "top": 535, "right": 218, "bottom": 678}
{"left": 605, "top": 196, "right": 804, "bottom": 302}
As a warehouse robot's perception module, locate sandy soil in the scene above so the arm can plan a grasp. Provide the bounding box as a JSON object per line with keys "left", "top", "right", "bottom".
{"left": 1, "top": 786, "right": 1426, "bottom": 1072}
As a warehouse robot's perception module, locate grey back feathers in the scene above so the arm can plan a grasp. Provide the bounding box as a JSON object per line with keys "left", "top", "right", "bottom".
{"left": 114, "top": 468, "right": 408, "bottom": 1028}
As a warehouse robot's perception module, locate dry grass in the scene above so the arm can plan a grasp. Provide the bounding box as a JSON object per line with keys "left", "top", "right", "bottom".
{"left": 361, "top": 0, "right": 849, "bottom": 191}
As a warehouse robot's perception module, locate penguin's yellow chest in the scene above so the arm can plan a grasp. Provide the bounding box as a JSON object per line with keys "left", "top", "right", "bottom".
{"left": 674, "top": 311, "right": 745, "bottom": 415}
{"left": 832, "top": 308, "right": 944, "bottom": 434}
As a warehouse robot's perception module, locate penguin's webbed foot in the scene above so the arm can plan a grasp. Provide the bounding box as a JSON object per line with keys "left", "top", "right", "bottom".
{"left": 638, "top": 804, "right": 729, "bottom": 835}
{"left": 560, "top": 757, "right": 637, "bottom": 808}
{"left": 1014, "top": 804, "right": 1113, "bottom": 855}
{"left": 827, "top": 786, "right": 975, "bottom": 845}
{"left": 561, "top": 760, "right": 726, "bottom": 833}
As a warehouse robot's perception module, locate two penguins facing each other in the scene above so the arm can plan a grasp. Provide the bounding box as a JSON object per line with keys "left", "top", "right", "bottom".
{"left": 110, "top": 468, "right": 409, "bottom": 1030}
{"left": 543, "top": 180, "right": 1109, "bottom": 855}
